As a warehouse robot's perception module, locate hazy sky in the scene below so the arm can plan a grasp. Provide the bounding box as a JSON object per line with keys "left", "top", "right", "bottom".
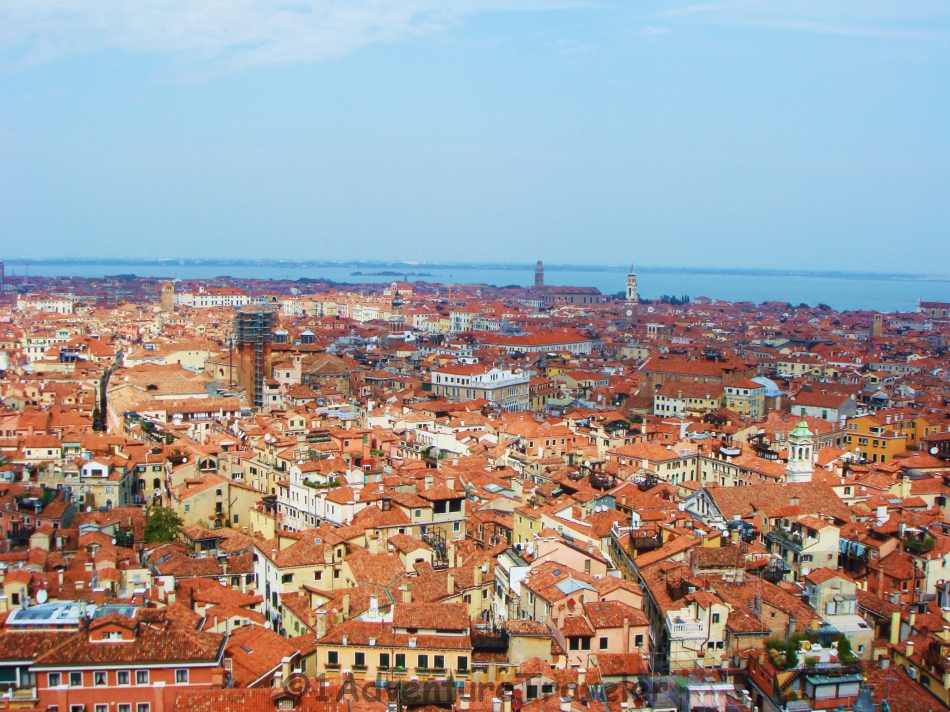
{"left": 1, "top": 1, "right": 948, "bottom": 270}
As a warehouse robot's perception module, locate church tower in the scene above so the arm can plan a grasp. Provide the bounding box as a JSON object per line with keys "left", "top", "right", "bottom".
{"left": 535, "top": 261, "right": 544, "bottom": 288}
{"left": 388, "top": 283, "right": 405, "bottom": 334}
{"left": 161, "top": 283, "right": 175, "bottom": 312}
{"left": 625, "top": 266, "right": 638, "bottom": 306}
{"left": 786, "top": 420, "right": 815, "bottom": 483}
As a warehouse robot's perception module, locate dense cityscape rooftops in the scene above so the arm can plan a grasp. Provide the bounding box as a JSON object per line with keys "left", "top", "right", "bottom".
{"left": 0, "top": 266, "right": 948, "bottom": 711}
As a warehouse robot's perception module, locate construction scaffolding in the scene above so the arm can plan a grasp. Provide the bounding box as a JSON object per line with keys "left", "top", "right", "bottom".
{"left": 233, "top": 306, "right": 276, "bottom": 408}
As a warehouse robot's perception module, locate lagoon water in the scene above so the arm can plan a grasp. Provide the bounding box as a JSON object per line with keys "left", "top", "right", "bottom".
{"left": 6, "top": 262, "right": 949, "bottom": 313}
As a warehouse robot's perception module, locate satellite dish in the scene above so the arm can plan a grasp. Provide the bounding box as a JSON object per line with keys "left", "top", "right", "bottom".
{"left": 931, "top": 447, "right": 939, "bottom": 455}
{"left": 36, "top": 589, "right": 48, "bottom": 604}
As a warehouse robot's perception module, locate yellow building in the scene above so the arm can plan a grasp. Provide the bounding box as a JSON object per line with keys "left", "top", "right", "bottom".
{"left": 844, "top": 413, "right": 908, "bottom": 463}
{"left": 314, "top": 602, "right": 474, "bottom": 682}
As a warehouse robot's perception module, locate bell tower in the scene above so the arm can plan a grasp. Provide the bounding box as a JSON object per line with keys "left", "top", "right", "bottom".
{"left": 625, "top": 266, "right": 638, "bottom": 306}
{"left": 161, "top": 283, "right": 175, "bottom": 312}
{"left": 535, "top": 261, "right": 544, "bottom": 288}
{"left": 786, "top": 420, "right": 815, "bottom": 483}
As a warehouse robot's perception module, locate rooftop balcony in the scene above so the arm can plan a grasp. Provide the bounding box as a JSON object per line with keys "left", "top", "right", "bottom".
{"left": 766, "top": 527, "right": 818, "bottom": 552}
{"left": 666, "top": 614, "right": 707, "bottom": 640}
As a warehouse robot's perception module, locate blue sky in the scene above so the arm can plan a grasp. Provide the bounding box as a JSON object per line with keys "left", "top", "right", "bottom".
{"left": 0, "top": 1, "right": 948, "bottom": 270}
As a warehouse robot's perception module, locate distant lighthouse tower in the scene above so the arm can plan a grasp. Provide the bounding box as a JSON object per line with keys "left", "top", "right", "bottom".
{"left": 786, "top": 420, "right": 815, "bottom": 483}
{"left": 535, "top": 261, "right": 544, "bottom": 288}
{"left": 625, "top": 266, "right": 638, "bottom": 306}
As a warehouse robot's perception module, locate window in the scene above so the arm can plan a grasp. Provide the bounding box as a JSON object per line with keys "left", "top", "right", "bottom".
{"left": 434, "top": 655, "right": 445, "bottom": 670}
{"left": 417, "top": 654, "right": 429, "bottom": 670}
{"left": 95, "top": 705, "right": 108, "bottom": 712}
{"left": 314, "top": 571, "right": 322, "bottom": 581}
{"left": 136, "top": 670, "right": 149, "bottom": 685}
{"left": 137, "top": 705, "right": 150, "bottom": 712}
{"left": 119, "top": 707, "right": 131, "bottom": 712}
{"left": 712, "top": 613, "right": 720, "bottom": 624}
{"left": 94, "top": 671, "right": 107, "bottom": 686}
{"left": 457, "top": 656, "right": 468, "bottom": 672}
{"left": 117, "top": 670, "right": 130, "bottom": 685}
{"left": 600, "top": 637, "right": 609, "bottom": 650}
{"left": 582, "top": 638, "right": 590, "bottom": 651}
{"left": 70, "top": 706, "right": 85, "bottom": 712}
{"left": 176, "top": 669, "right": 189, "bottom": 684}
{"left": 395, "top": 654, "right": 406, "bottom": 670}
{"left": 379, "top": 653, "right": 390, "bottom": 669}
{"left": 69, "top": 672, "right": 83, "bottom": 687}
{"left": 281, "top": 574, "right": 294, "bottom": 584}
{"left": 634, "top": 635, "right": 644, "bottom": 648}
{"left": 48, "top": 673, "right": 61, "bottom": 687}
{"left": 354, "top": 652, "right": 366, "bottom": 668}
{"left": 327, "top": 651, "right": 339, "bottom": 667}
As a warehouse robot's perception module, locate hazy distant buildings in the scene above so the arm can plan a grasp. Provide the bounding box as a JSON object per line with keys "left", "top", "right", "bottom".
{"left": 919, "top": 299, "right": 950, "bottom": 319}
{"left": 179, "top": 286, "right": 251, "bottom": 308}
{"left": 525, "top": 259, "right": 600, "bottom": 305}
{"left": 16, "top": 293, "right": 74, "bottom": 314}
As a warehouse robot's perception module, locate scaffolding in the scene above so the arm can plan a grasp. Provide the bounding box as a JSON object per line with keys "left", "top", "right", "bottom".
{"left": 233, "top": 307, "right": 276, "bottom": 408}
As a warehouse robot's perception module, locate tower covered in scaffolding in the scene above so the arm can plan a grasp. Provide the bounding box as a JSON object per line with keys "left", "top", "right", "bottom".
{"left": 234, "top": 305, "right": 277, "bottom": 408}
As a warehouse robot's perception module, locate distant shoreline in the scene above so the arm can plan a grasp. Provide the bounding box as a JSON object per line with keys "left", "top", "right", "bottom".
{"left": 4, "top": 258, "right": 948, "bottom": 283}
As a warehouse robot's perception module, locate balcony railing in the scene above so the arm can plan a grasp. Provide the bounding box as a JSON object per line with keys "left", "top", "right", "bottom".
{"left": 666, "top": 614, "right": 707, "bottom": 639}
{"left": 766, "top": 527, "right": 816, "bottom": 552}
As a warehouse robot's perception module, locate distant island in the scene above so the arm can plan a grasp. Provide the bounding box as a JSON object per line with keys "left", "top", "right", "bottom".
{"left": 351, "top": 270, "right": 434, "bottom": 277}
